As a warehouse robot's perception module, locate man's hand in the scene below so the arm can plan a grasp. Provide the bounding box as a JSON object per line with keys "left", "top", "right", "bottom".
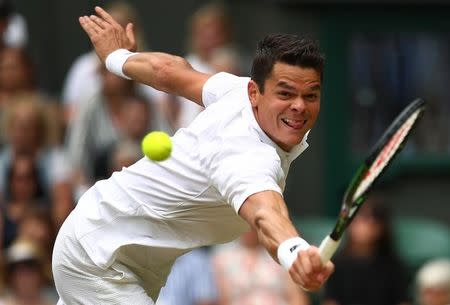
{"left": 289, "top": 246, "right": 334, "bottom": 291}
{"left": 79, "top": 6, "right": 136, "bottom": 63}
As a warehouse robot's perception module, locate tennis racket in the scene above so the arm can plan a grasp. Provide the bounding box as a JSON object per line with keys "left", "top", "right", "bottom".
{"left": 318, "top": 98, "right": 427, "bottom": 263}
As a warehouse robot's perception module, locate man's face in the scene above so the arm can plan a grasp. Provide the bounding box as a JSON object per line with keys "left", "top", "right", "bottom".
{"left": 248, "top": 62, "right": 321, "bottom": 151}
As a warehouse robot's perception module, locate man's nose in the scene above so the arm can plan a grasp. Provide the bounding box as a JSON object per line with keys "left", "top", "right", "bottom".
{"left": 291, "top": 97, "right": 306, "bottom": 112}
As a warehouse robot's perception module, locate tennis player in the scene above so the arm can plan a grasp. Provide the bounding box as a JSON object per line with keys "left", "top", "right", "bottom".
{"left": 52, "top": 6, "right": 334, "bottom": 304}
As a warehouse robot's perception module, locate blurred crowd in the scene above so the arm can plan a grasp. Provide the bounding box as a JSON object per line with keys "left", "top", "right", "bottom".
{"left": 0, "top": 1, "right": 447, "bottom": 305}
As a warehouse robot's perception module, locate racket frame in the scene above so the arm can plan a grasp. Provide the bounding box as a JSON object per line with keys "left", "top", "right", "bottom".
{"left": 319, "top": 98, "right": 426, "bottom": 262}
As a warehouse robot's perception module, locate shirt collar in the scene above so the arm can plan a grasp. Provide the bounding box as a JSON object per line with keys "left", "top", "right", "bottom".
{"left": 243, "top": 104, "right": 310, "bottom": 163}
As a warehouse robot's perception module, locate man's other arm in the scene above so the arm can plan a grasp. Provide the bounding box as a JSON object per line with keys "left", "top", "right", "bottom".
{"left": 239, "top": 190, "right": 334, "bottom": 291}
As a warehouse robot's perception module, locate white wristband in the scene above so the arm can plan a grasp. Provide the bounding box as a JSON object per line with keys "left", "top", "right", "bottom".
{"left": 105, "top": 49, "right": 138, "bottom": 79}
{"left": 277, "top": 237, "right": 310, "bottom": 270}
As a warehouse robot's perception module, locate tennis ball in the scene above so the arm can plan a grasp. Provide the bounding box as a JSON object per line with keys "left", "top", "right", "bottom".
{"left": 141, "top": 131, "right": 172, "bottom": 161}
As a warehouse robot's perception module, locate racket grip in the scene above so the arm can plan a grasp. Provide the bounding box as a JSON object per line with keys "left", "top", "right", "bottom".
{"left": 318, "top": 235, "right": 341, "bottom": 263}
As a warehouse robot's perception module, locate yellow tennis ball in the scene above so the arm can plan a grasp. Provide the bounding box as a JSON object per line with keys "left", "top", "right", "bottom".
{"left": 141, "top": 131, "right": 172, "bottom": 161}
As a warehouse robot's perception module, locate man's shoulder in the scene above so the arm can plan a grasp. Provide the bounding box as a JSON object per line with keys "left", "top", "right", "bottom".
{"left": 206, "top": 72, "right": 250, "bottom": 89}
{"left": 202, "top": 72, "right": 250, "bottom": 108}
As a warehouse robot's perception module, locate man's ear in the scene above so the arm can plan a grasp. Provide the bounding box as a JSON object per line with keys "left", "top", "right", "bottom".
{"left": 247, "top": 80, "right": 259, "bottom": 107}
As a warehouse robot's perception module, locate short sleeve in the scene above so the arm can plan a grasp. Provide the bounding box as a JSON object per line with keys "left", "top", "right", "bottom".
{"left": 202, "top": 72, "right": 249, "bottom": 107}
{"left": 206, "top": 136, "right": 284, "bottom": 213}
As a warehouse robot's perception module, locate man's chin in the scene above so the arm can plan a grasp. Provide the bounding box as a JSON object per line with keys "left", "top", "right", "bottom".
{"left": 278, "top": 139, "right": 301, "bottom": 152}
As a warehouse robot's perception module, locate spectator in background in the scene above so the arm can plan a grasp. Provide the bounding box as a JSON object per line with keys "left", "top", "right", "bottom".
{"left": 0, "top": 0, "right": 27, "bottom": 49}
{"left": 160, "top": 2, "right": 244, "bottom": 132}
{"left": 0, "top": 95, "right": 73, "bottom": 228}
{"left": 61, "top": 1, "right": 165, "bottom": 126}
{"left": 209, "top": 46, "right": 242, "bottom": 76}
{"left": 415, "top": 258, "right": 450, "bottom": 305}
{"left": 0, "top": 48, "right": 34, "bottom": 106}
{"left": 0, "top": 48, "right": 66, "bottom": 146}
{"left": 3, "top": 12, "right": 27, "bottom": 48}
{"left": 0, "top": 154, "right": 46, "bottom": 250}
{"left": 105, "top": 139, "right": 142, "bottom": 176}
{"left": 16, "top": 208, "right": 55, "bottom": 284}
{"left": 322, "top": 194, "right": 411, "bottom": 305}
{"left": 66, "top": 65, "right": 135, "bottom": 194}
{"left": 0, "top": 239, "right": 57, "bottom": 305}
{"left": 213, "top": 229, "right": 310, "bottom": 305}
{"left": 157, "top": 248, "right": 218, "bottom": 305}
{"left": 66, "top": 63, "right": 167, "bottom": 196}
{"left": 93, "top": 96, "right": 152, "bottom": 180}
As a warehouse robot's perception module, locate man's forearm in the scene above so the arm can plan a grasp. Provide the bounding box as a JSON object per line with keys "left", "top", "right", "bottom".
{"left": 239, "top": 191, "right": 300, "bottom": 261}
{"left": 256, "top": 207, "right": 299, "bottom": 261}
{"left": 123, "top": 52, "right": 185, "bottom": 93}
{"left": 123, "top": 52, "right": 210, "bottom": 105}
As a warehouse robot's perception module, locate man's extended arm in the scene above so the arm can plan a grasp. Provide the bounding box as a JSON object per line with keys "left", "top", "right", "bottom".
{"left": 79, "top": 6, "right": 211, "bottom": 106}
{"left": 239, "top": 190, "right": 334, "bottom": 291}
{"left": 123, "top": 53, "right": 210, "bottom": 105}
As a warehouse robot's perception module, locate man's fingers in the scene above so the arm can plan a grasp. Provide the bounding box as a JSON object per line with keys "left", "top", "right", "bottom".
{"left": 89, "top": 15, "right": 108, "bottom": 30}
{"left": 308, "top": 247, "right": 324, "bottom": 272}
{"left": 316, "top": 260, "right": 335, "bottom": 283}
{"left": 295, "top": 251, "right": 322, "bottom": 288}
{"left": 288, "top": 248, "right": 335, "bottom": 291}
{"left": 299, "top": 251, "right": 313, "bottom": 277}
{"left": 323, "top": 261, "right": 335, "bottom": 280}
{"left": 125, "top": 23, "right": 137, "bottom": 51}
{"left": 95, "top": 6, "right": 119, "bottom": 25}
{"left": 79, "top": 16, "right": 99, "bottom": 36}
{"left": 288, "top": 267, "right": 307, "bottom": 290}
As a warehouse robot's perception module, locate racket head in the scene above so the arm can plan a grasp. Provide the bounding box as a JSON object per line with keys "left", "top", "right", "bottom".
{"left": 329, "top": 98, "right": 427, "bottom": 240}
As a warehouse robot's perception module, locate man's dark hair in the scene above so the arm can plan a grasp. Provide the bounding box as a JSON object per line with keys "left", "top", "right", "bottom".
{"left": 251, "top": 34, "right": 324, "bottom": 93}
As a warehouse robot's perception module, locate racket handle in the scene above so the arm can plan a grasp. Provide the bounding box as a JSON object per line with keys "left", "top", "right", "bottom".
{"left": 318, "top": 235, "right": 341, "bottom": 263}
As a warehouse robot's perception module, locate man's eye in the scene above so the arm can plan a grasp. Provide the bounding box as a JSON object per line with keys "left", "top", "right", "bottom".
{"left": 278, "top": 91, "right": 292, "bottom": 98}
{"left": 305, "top": 94, "right": 318, "bottom": 100}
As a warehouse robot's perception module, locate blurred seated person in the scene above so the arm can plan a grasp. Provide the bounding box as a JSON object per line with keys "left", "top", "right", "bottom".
{"left": 322, "top": 193, "right": 411, "bottom": 305}
{"left": 415, "top": 258, "right": 450, "bottom": 305}
{"left": 0, "top": 48, "right": 64, "bottom": 141}
{"left": 1, "top": 0, "right": 28, "bottom": 49}
{"left": 16, "top": 208, "right": 55, "bottom": 283}
{"left": 157, "top": 248, "right": 218, "bottom": 305}
{"left": 0, "top": 154, "right": 46, "bottom": 250}
{"left": 66, "top": 65, "right": 135, "bottom": 195}
{"left": 213, "top": 229, "right": 310, "bottom": 305}
{"left": 66, "top": 65, "right": 164, "bottom": 196}
{"left": 0, "top": 95, "right": 72, "bottom": 228}
{"left": 93, "top": 95, "right": 151, "bottom": 180}
{"left": 209, "top": 46, "right": 241, "bottom": 75}
{"left": 3, "top": 11, "right": 28, "bottom": 49}
{"left": 97, "top": 139, "right": 142, "bottom": 180}
{"left": 0, "top": 239, "right": 57, "bottom": 305}
{"left": 61, "top": 1, "right": 165, "bottom": 125}
{"left": 159, "top": 2, "right": 244, "bottom": 132}
{"left": 0, "top": 48, "right": 34, "bottom": 107}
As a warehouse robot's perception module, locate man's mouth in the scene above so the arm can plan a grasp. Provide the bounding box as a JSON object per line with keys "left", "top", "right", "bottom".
{"left": 281, "top": 118, "right": 307, "bottom": 130}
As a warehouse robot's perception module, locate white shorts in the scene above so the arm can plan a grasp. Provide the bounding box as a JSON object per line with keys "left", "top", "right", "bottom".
{"left": 52, "top": 212, "right": 155, "bottom": 305}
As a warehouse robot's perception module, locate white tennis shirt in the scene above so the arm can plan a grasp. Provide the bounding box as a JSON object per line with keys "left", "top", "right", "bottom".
{"left": 71, "top": 72, "right": 309, "bottom": 298}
